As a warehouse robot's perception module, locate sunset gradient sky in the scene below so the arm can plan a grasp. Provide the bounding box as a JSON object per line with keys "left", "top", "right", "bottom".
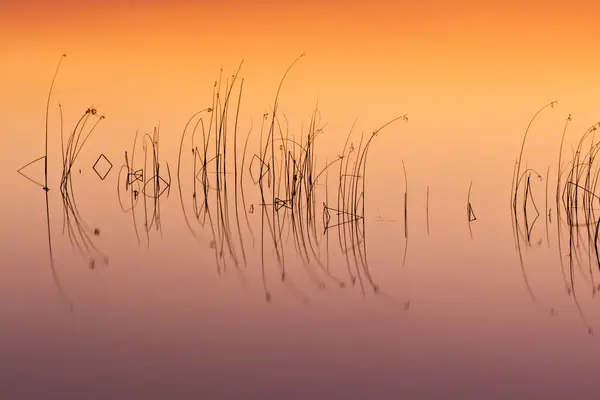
{"left": 2, "top": 0, "right": 600, "bottom": 197}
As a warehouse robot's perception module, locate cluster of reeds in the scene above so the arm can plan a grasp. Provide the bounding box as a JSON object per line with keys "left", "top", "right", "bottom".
{"left": 59, "top": 105, "right": 106, "bottom": 265}
{"left": 511, "top": 102, "right": 600, "bottom": 335}
{"left": 117, "top": 126, "right": 172, "bottom": 247}
{"left": 22, "top": 54, "right": 411, "bottom": 305}
{"left": 173, "top": 57, "right": 408, "bottom": 301}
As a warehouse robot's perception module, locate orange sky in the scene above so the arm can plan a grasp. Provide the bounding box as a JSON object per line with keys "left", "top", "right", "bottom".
{"left": 4, "top": 0, "right": 600, "bottom": 46}
{"left": 2, "top": 0, "right": 600, "bottom": 185}
{"left": 3, "top": 0, "right": 599, "bottom": 84}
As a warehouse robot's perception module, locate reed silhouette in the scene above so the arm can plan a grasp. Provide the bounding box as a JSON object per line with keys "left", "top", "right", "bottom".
{"left": 509, "top": 103, "right": 600, "bottom": 335}
{"left": 15, "top": 55, "right": 600, "bottom": 332}
{"left": 169, "top": 56, "right": 409, "bottom": 301}
{"left": 32, "top": 54, "right": 600, "bottom": 320}
{"left": 16, "top": 54, "right": 75, "bottom": 311}
{"left": 59, "top": 104, "right": 107, "bottom": 267}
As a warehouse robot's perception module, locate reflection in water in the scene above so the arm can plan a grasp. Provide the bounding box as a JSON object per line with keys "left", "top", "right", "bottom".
{"left": 117, "top": 126, "right": 172, "bottom": 248}
{"left": 18, "top": 54, "right": 76, "bottom": 311}
{"left": 59, "top": 105, "right": 106, "bottom": 265}
{"left": 18, "top": 55, "right": 410, "bottom": 309}
{"left": 14, "top": 56, "right": 600, "bottom": 339}
{"left": 10, "top": 52, "right": 600, "bottom": 399}
{"left": 172, "top": 57, "right": 409, "bottom": 302}
{"left": 511, "top": 102, "right": 600, "bottom": 336}
{"left": 467, "top": 180, "right": 477, "bottom": 239}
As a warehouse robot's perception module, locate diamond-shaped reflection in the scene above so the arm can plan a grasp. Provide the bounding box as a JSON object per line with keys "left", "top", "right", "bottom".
{"left": 142, "top": 175, "right": 170, "bottom": 199}
{"left": 248, "top": 154, "right": 270, "bottom": 184}
{"left": 93, "top": 154, "right": 113, "bottom": 181}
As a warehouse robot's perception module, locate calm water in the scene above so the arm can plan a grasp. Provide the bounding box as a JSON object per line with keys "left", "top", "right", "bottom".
{"left": 2, "top": 91, "right": 600, "bottom": 400}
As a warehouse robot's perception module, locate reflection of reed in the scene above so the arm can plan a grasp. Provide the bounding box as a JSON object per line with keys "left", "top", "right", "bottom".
{"left": 176, "top": 63, "right": 248, "bottom": 278}
{"left": 467, "top": 180, "right": 476, "bottom": 239}
{"left": 173, "top": 57, "right": 409, "bottom": 302}
{"left": 19, "top": 55, "right": 107, "bottom": 310}
{"left": 401, "top": 160, "right": 408, "bottom": 267}
{"left": 27, "top": 54, "right": 411, "bottom": 307}
{"left": 59, "top": 105, "right": 106, "bottom": 264}
{"left": 510, "top": 104, "right": 600, "bottom": 335}
{"left": 18, "top": 55, "right": 106, "bottom": 311}
{"left": 47, "top": 54, "right": 73, "bottom": 310}
{"left": 117, "top": 126, "right": 172, "bottom": 248}
{"left": 426, "top": 185, "right": 430, "bottom": 236}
